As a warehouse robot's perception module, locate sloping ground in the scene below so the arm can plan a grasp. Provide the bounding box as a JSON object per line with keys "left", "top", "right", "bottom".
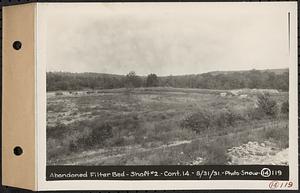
{"left": 48, "top": 121, "right": 288, "bottom": 165}
{"left": 227, "top": 141, "right": 288, "bottom": 165}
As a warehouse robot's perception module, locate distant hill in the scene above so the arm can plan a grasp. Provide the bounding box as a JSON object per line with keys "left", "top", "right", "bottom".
{"left": 47, "top": 68, "right": 289, "bottom": 92}
{"left": 208, "top": 68, "right": 288, "bottom": 76}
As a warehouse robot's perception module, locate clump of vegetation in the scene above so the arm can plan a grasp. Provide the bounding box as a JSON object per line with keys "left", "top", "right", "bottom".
{"left": 203, "top": 142, "right": 230, "bottom": 164}
{"left": 47, "top": 123, "right": 68, "bottom": 139}
{"left": 263, "top": 123, "right": 289, "bottom": 148}
{"left": 281, "top": 100, "right": 289, "bottom": 115}
{"left": 109, "top": 137, "right": 126, "bottom": 147}
{"left": 69, "top": 123, "right": 113, "bottom": 152}
{"left": 47, "top": 104, "right": 66, "bottom": 113}
{"left": 125, "top": 71, "right": 142, "bottom": 89}
{"left": 180, "top": 110, "right": 212, "bottom": 133}
{"left": 256, "top": 92, "right": 279, "bottom": 118}
{"left": 181, "top": 108, "right": 242, "bottom": 133}
{"left": 55, "top": 91, "right": 63, "bottom": 96}
{"left": 146, "top": 73, "right": 159, "bottom": 87}
{"left": 246, "top": 107, "right": 265, "bottom": 120}
{"left": 213, "top": 108, "right": 242, "bottom": 127}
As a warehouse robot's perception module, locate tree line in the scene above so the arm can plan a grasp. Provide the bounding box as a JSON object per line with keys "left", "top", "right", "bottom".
{"left": 47, "top": 69, "right": 289, "bottom": 92}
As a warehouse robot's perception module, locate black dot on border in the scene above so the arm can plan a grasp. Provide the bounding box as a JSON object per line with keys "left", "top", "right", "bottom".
{"left": 13, "top": 146, "right": 23, "bottom": 156}
{"left": 13, "top": 41, "right": 22, "bottom": 50}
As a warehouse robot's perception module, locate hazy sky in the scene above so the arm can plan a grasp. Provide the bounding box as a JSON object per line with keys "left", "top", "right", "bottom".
{"left": 41, "top": 3, "right": 294, "bottom": 76}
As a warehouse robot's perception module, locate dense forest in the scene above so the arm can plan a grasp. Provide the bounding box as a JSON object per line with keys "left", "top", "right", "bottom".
{"left": 46, "top": 69, "right": 289, "bottom": 91}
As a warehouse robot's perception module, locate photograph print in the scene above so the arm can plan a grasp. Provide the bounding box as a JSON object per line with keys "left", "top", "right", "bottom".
{"left": 46, "top": 3, "right": 290, "bottom": 166}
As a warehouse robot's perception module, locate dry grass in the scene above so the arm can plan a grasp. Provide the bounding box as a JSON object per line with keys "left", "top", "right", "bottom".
{"left": 47, "top": 87, "right": 288, "bottom": 165}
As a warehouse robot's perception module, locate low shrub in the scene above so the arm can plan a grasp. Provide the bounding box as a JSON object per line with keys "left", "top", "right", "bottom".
{"left": 69, "top": 123, "right": 113, "bottom": 151}
{"left": 180, "top": 110, "right": 212, "bottom": 133}
{"left": 256, "top": 93, "right": 279, "bottom": 118}
{"left": 213, "top": 108, "right": 242, "bottom": 127}
{"left": 181, "top": 108, "right": 242, "bottom": 133}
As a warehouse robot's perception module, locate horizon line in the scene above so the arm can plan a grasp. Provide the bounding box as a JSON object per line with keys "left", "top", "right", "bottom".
{"left": 46, "top": 67, "right": 289, "bottom": 77}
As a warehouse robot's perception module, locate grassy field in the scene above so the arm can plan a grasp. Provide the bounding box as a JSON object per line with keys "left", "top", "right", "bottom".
{"left": 47, "top": 87, "right": 289, "bottom": 165}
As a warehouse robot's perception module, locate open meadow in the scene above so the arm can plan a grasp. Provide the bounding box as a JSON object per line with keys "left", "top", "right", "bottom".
{"left": 47, "top": 87, "right": 289, "bottom": 165}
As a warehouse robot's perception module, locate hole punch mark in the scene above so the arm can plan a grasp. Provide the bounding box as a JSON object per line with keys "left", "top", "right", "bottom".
{"left": 13, "top": 146, "right": 23, "bottom": 156}
{"left": 13, "top": 41, "right": 22, "bottom": 50}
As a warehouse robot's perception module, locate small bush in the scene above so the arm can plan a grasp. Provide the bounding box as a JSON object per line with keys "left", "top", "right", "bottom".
{"left": 181, "top": 108, "right": 242, "bottom": 133}
{"left": 180, "top": 110, "right": 212, "bottom": 133}
{"left": 70, "top": 123, "right": 113, "bottom": 151}
{"left": 256, "top": 93, "right": 278, "bottom": 118}
{"left": 214, "top": 108, "right": 241, "bottom": 127}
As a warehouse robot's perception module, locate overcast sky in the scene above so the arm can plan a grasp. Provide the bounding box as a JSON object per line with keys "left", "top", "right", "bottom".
{"left": 41, "top": 3, "right": 294, "bottom": 76}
